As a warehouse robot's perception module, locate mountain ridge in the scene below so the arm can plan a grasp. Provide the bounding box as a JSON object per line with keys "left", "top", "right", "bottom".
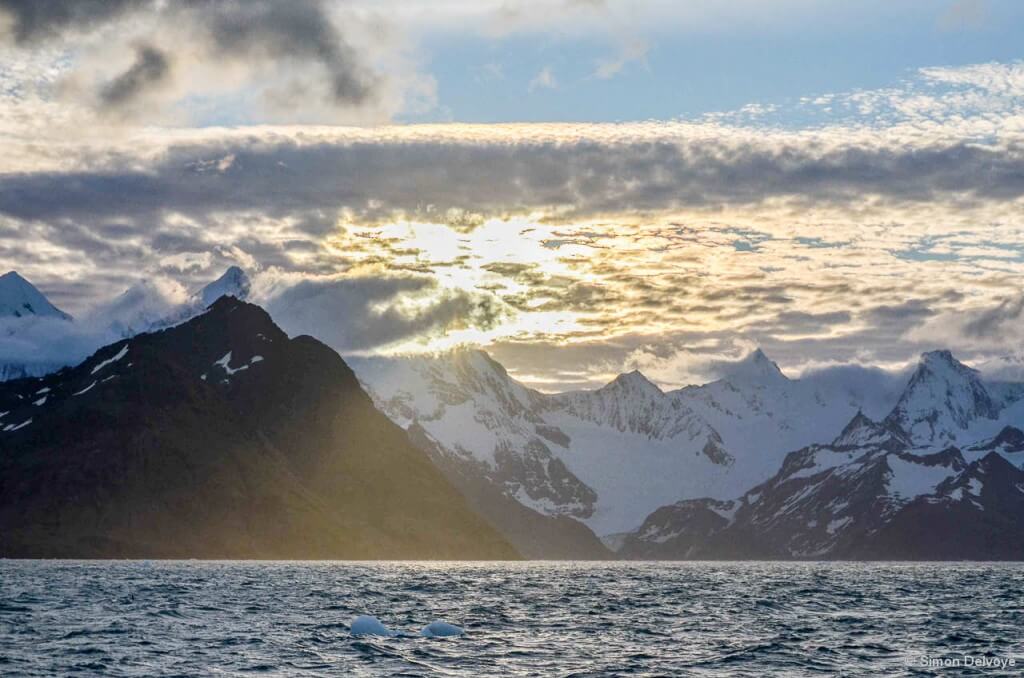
{"left": 0, "top": 296, "right": 517, "bottom": 559}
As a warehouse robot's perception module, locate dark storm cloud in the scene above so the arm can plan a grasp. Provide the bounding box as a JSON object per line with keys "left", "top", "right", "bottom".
{"left": 0, "top": 0, "right": 378, "bottom": 110}
{"left": 195, "top": 0, "right": 376, "bottom": 105}
{"left": 1, "top": 134, "right": 1023, "bottom": 229}
{"left": 264, "top": 275, "right": 509, "bottom": 352}
{"left": 0, "top": 0, "right": 146, "bottom": 44}
{"left": 99, "top": 45, "right": 170, "bottom": 108}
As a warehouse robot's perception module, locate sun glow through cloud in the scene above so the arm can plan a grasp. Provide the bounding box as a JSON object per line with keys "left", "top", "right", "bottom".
{"left": 0, "top": 1, "right": 1023, "bottom": 390}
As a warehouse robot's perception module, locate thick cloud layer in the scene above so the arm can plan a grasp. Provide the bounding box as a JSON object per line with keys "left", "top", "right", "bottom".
{"left": 1, "top": 130, "right": 1021, "bottom": 227}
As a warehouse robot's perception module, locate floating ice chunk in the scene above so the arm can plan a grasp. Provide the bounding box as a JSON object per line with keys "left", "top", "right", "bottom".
{"left": 91, "top": 344, "right": 128, "bottom": 375}
{"left": 420, "top": 621, "right": 464, "bottom": 638}
{"left": 350, "top": 615, "right": 399, "bottom": 637}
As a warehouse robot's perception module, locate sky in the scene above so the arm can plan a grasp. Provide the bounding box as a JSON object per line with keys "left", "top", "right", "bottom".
{"left": 1, "top": 0, "right": 1024, "bottom": 390}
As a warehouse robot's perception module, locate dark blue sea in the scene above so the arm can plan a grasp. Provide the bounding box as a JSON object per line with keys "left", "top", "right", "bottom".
{"left": 2, "top": 561, "right": 1022, "bottom": 676}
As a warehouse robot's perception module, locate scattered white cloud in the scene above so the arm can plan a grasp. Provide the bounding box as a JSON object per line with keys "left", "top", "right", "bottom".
{"left": 592, "top": 39, "right": 648, "bottom": 80}
{"left": 528, "top": 66, "right": 558, "bottom": 92}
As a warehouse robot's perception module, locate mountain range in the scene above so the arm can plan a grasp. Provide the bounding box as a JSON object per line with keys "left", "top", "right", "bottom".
{"left": 4, "top": 266, "right": 1024, "bottom": 559}
{"left": 350, "top": 339, "right": 1024, "bottom": 559}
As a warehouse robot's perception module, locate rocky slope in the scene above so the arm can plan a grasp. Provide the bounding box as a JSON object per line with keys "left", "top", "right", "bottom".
{"left": 0, "top": 297, "right": 516, "bottom": 559}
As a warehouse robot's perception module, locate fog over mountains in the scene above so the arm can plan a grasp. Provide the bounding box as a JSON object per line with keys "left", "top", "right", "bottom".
{"left": 4, "top": 267, "right": 1024, "bottom": 559}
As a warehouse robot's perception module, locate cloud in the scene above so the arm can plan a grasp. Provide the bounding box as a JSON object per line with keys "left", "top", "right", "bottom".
{"left": 1, "top": 123, "right": 1022, "bottom": 230}
{"left": 528, "top": 66, "right": 558, "bottom": 92}
{"left": 197, "top": 0, "right": 377, "bottom": 107}
{"left": 0, "top": 272, "right": 189, "bottom": 371}
{"left": 0, "top": 267, "right": 511, "bottom": 374}
{"left": 592, "top": 39, "right": 648, "bottom": 80}
{"left": 0, "top": 0, "right": 385, "bottom": 120}
{"left": 0, "top": 0, "right": 145, "bottom": 45}
{"left": 905, "top": 293, "right": 1024, "bottom": 352}
{"left": 98, "top": 44, "right": 170, "bottom": 110}
{"left": 260, "top": 273, "right": 510, "bottom": 353}
{"left": 2, "top": 58, "right": 1024, "bottom": 389}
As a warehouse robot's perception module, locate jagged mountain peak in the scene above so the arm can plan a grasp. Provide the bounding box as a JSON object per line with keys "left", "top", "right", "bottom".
{"left": 918, "top": 349, "right": 973, "bottom": 376}
{"left": 832, "top": 410, "right": 910, "bottom": 449}
{"left": 884, "top": 348, "right": 999, "bottom": 447}
{"left": 0, "top": 271, "right": 72, "bottom": 321}
{"left": 833, "top": 411, "right": 885, "bottom": 447}
{"left": 602, "top": 369, "right": 663, "bottom": 397}
{"left": 721, "top": 348, "right": 788, "bottom": 385}
{"left": 198, "top": 266, "right": 251, "bottom": 307}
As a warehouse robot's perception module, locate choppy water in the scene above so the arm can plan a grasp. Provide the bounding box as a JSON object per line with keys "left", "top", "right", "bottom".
{"left": 2, "top": 561, "right": 1023, "bottom": 677}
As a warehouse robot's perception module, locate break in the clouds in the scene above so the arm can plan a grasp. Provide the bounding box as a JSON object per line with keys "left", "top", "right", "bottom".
{"left": 0, "top": 1, "right": 1023, "bottom": 390}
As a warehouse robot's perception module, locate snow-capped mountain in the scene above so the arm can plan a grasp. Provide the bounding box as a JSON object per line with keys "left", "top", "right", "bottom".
{"left": 883, "top": 350, "right": 1001, "bottom": 447}
{"left": 620, "top": 350, "right": 1024, "bottom": 559}
{"left": 0, "top": 271, "right": 74, "bottom": 380}
{"left": 352, "top": 347, "right": 901, "bottom": 541}
{"left": 356, "top": 345, "right": 1024, "bottom": 558}
{"left": 0, "top": 271, "right": 71, "bottom": 321}
{"left": 353, "top": 350, "right": 739, "bottom": 541}
{"left": 198, "top": 266, "right": 251, "bottom": 308}
{"left": 669, "top": 349, "right": 904, "bottom": 470}
{"left": 620, "top": 421, "right": 1024, "bottom": 560}
{"left": 99, "top": 266, "right": 253, "bottom": 338}
{"left": 0, "top": 266, "right": 252, "bottom": 383}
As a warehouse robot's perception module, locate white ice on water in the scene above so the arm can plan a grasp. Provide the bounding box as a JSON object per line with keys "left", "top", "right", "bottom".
{"left": 420, "top": 621, "right": 464, "bottom": 638}
{"left": 349, "top": 616, "right": 464, "bottom": 638}
{"left": 349, "top": 615, "right": 398, "bottom": 637}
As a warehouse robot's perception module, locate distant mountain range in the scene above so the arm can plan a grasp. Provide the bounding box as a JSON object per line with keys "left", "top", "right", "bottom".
{"left": 352, "top": 344, "right": 1024, "bottom": 560}
{"left": 349, "top": 348, "right": 900, "bottom": 541}
{"left": 4, "top": 267, "right": 1024, "bottom": 559}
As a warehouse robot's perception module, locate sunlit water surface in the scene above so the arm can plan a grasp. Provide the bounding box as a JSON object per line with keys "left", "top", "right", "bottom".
{"left": 2, "top": 561, "right": 1023, "bottom": 676}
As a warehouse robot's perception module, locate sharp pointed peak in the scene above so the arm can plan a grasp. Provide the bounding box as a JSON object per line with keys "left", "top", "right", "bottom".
{"left": 0, "top": 270, "right": 38, "bottom": 289}
{"left": 0, "top": 270, "right": 72, "bottom": 320}
{"left": 914, "top": 349, "right": 979, "bottom": 380}
{"left": 722, "top": 347, "right": 788, "bottom": 384}
{"left": 920, "top": 348, "right": 959, "bottom": 365}
{"left": 199, "top": 266, "right": 251, "bottom": 307}
{"left": 605, "top": 369, "right": 663, "bottom": 395}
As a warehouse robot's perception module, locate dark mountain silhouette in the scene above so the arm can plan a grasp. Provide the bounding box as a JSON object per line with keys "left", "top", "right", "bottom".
{"left": 0, "top": 297, "right": 517, "bottom": 559}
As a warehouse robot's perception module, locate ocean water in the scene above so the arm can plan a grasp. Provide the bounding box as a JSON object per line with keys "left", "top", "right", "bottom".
{"left": 2, "top": 561, "right": 1023, "bottom": 677}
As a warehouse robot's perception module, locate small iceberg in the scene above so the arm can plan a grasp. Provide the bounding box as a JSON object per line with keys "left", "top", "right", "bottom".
{"left": 420, "top": 621, "right": 464, "bottom": 638}
{"left": 350, "top": 615, "right": 399, "bottom": 637}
